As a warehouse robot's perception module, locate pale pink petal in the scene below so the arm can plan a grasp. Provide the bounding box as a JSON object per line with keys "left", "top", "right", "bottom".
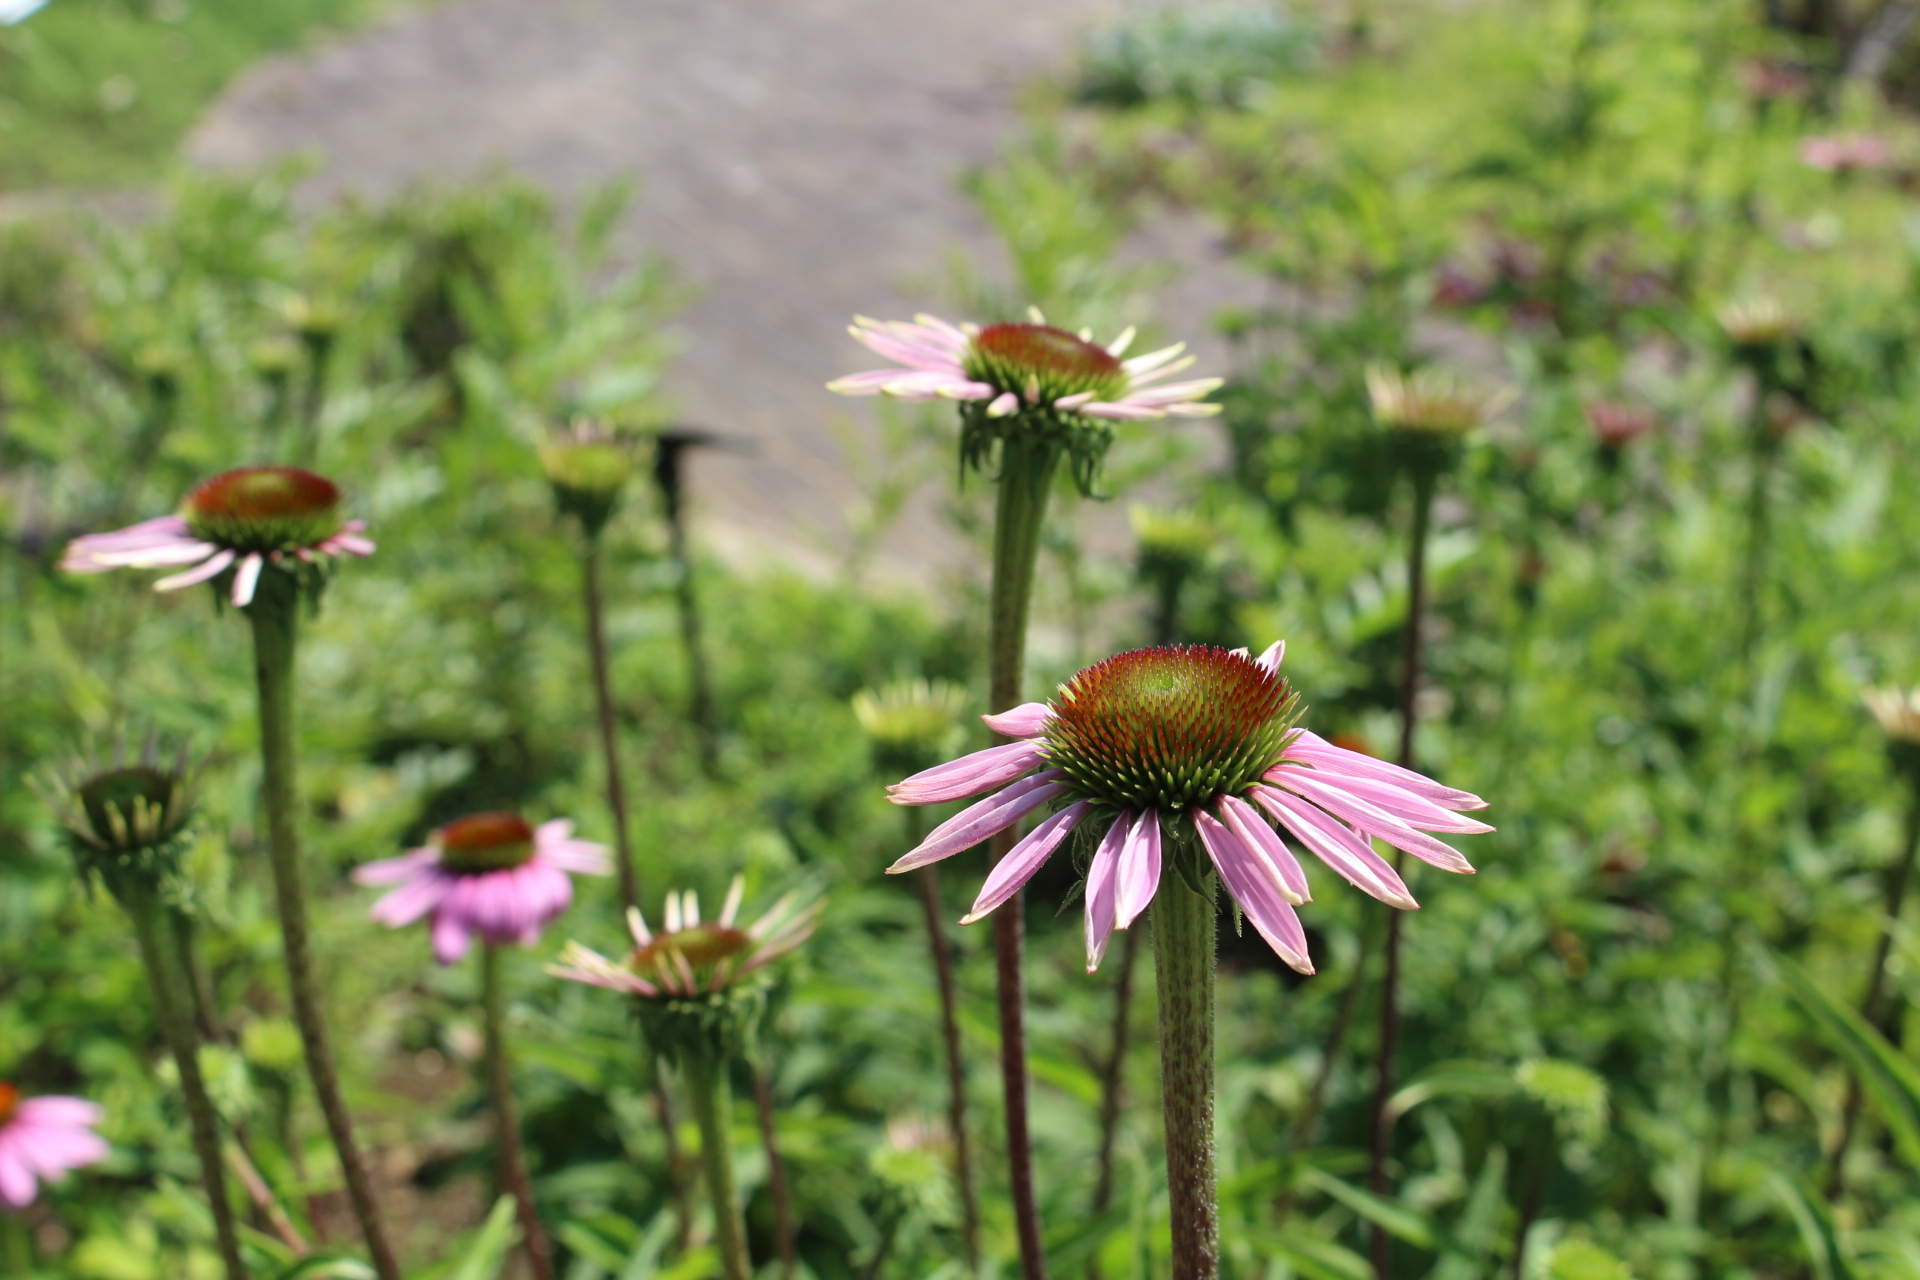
{"left": 981, "top": 702, "right": 1050, "bottom": 739}
{"left": 432, "top": 911, "right": 475, "bottom": 965}
{"left": 14, "top": 1126, "right": 108, "bottom": 1173}
{"left": 151, "top": 547, "right": 234, "bottom": 592}
{"left": 828, "top": 369, "right": 913, "bottom": 395}
{"left": 1121, "top": 355, "right": 1199, "bottom": 389}
{"left": 933, "top": 380, "right": 998, "bottom": 401}
{"left": 1281, "top": 730, "right": 1488, "bottom": 811}
{"left": 86, "top": 538, "right": 225, "bottom": 570}
{"left": 987, "top": 391, "right": 1020, "bottom": 417}
{"left": 1122, "top": 377, "right": 1223, "bottom": 407}
{"left": 325, "top": 533, "right": 376, "bottom": 557}
{"left": 1078, "top": 402, "right": 1167, "bottom": 421}
{"left": 961, "top": 802, "right": 1091, "bottom": 924}
{"left": 1218, "top": 794, "right": 1310, "bottom": 904}
{"left": 889, "top": 741, "right": 1044, "bottom": 805}
{"left": 887, "top": 776, "right": 1066, "bottom": 873}
{"left": 370, "top": 872, "right": 453, "bottom": 928}
{"left": 1163, "top": 402, "right": 1223, "bottom": 418}
{"left": 1251, "top": 786, "right": 1416, "bottom": 909}
{"left": 1121, "top": 343, "right": 1187, "bottom": 376}
{"left": 1115, "top": 808, "right": 1163, "bottom": 928}
{"left": 850, "top": 327, "right": 971, "bottom": 374}
{"left": 1270, "top": 763, "right": 1494, "bottom": 834}
{"left": 1083, "top": 813, "right": 1127, "bottom": 972}
{"left": 910, "top": 314, "right": 973, "bottom": 348}
{"left": 1271, "top": 771, "right": 1476, "bottom": 874}
{"left": 230, "top": 552, "right": 264, "bottom": 607}
{"left": 0, "top": 1144, "right": 34, "bottom": 1208}
{"left": 14, "top": 1099, "right": 101, "bottom": 1129}
{"left": 539, "top": 841, "right": 611, "bottom": 875}
{"left": 1254, "top": 641, "right": 1285, "bottom": 676}
{"left": 1054, "top": 392, "right": 1097, "bottom": 410}
{"left": 1195, "top": 808, "right": 1314, "bottom": 974}
{"left": 1106, "top": 326, "right": 1137, "bottom": 357}
{"left": 353, "top": 847, "right": 441, "bottom": 885}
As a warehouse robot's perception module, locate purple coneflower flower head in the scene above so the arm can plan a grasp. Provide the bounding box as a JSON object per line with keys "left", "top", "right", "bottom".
{"left": 886, "top": 642, "right": 1492, "bottom": 975}
{"left": 355, "top": 812, "right": 609, "bottom": 965}
{"left": 1585, "top": 402, "right": 1657, "bottom": 451}
{"left": 829, "top": 310, "right": 1222, "bottom": 423}
{"left": 0, "top": 1083, "right": 109, "bottom": 1209}
{"left": 1800, "top": 132, "right": 1891, "bottom": 175}
{"left": 551, "top": 876, "right": 821, "bottom": 999}
{"left": 60, "top": 465, "right": 374, "bottom": 608}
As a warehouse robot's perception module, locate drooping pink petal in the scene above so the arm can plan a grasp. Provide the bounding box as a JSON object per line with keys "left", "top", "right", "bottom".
{"left": 887, "top": 776, "right": 1066, "bottom": 873}
{"left": 1078, "top": 401, "right": 1167, "bottom": 421}
{"left": 1250, "top": 785, "right": 1416, "bottom": 909}
{"left": 986, "top": 391, "right": 1020, "bottom": 417}
{"left": 962, "top": 802, "right": 1091, "bottom": 924}
{"left": 1218, "top": 794, "right": 1310, "bottom": 904}
{"left": 0, "top": 1143, "right": 34, "bottom": 1208}
{"left": 432, "top": 911, "right": 475, "bottom": 965}
{"left": 353, "top": 847, "right": 441, "bottom": 886}
{"left": 1115, "top": 808, "right": 1163, "bottom": 929}
{"left": 1269, "top": 763, "right": 1494, "bottom": 834}
{"left": 981, "top": 702, "right": 1050, "bottom": 739}
{"left": 230, "top": 552, "right": 264, "bottom": 607}
{"left": 369, "top": 871, "right": 453, "bottom": 928}
{"left": 151, "top": 547, "right": 233, "bottom": 593}
{"left": 1270, "top": 771, "right": 1476, "bottom": 874}
{"left": 1195, "top": 808, "right": 1314, "bottom": 974}
{"left": 828, "top": 369, "right": 915, "bottom": 395}
{"left": 1282, "top": 730, "right": 1488, "bottom": 811}
{"left": 849, "top": 326, "right": 971, "bottom": 374}
{"left": 889, "top": 741, "right": 1044, "bottom": 804}
{"left": 14, "top": 1099, "right": 101, "bottom": 1130}
{"left": 1083, "top": 812, "right": 1128, "bottom": 972}
{"left": 326, "top": 533, "right": 376, "bottom": 557}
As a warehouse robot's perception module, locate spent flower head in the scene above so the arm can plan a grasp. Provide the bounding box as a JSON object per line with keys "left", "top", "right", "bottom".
{"left": 540, "top": 417, "right": 636, "bottom": 537}
{"left": 1365, "top": 363, "right": 1513, "bottom": 435}
{"left": 60, "top": 465, "right": 373, "bottom": 609}
{"left": 552, "top": 877, "right": 821, "bottom": 1002}
{"left": 884, "top": 642, "right": 1492, "bottom": 974}
{"left": 1717, "top": 297, "right": 1797, "bottom": 351}
{"left": 38, "top": 732, "right": 200, "bottom": 897}
{"left": 355, "top": 812, "right": 609, "bottom": 965}
{"left": 829, "top": 308, "right": 1220, "bottom": 495}
{"left": 855, "top": 678, "right": 972, "bottom": 776}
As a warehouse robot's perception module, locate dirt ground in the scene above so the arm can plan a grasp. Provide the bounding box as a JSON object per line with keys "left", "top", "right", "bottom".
{"left": 188, "top": 0, "right": 1251, "bottom": 582}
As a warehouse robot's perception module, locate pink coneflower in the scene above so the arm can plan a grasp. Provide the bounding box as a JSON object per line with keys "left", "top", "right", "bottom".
{"left": 60, "top": 466, "right": 373, "bottom": 607}
{"left": 1800, "top": 132, "right": 1892, "bottom": 175}
{"left": 0, "top": 1083, "right": 109, "bottom": 1209}
{"left": 827, "top": 311, "right": 1221, "bottom": 422}
{"left": 885, "top": 642, "right": 1492, "bottom": 974}
{"left": 1585, "top": 401, "right": 1658, "bottom": 450}
{"left": 355, "top": 813, "right": 609, "bottom": 965}
{"left": 552, "top": 877, "right": 821, "bottom": 999}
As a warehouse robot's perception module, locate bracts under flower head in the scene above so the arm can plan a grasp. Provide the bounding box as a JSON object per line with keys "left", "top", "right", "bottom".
{"left": 885, "top": 641, "right": 1492, "bottom": 974}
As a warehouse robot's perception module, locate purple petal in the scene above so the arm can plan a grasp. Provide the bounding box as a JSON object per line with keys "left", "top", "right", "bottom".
{"left": 981, "top": 702, "right": 1050, "bottom": 740}
{"left": 1282, "top": 730, "right": 1488, "bottom": 812}
{"left": 1269, "top": 762, "right": 1493, "bottom": 834}
{"left": 1218, "top": 794, "right": 1310, "bottom": 904}
{"left": 1250, "top": 786, "right": 1416, "bottom": 909}
{"left": 151, "top": 547, "right": 234, "bottom": 593}
{"left": 1194, "top": 809, "right": 1314, "bottom": 974}
{"left": 887, "top": 775, "right": 1065, "bottom": 873}
{"left": 1115, "top": 808, "right": 1163, "bottom": 929}
{"left": 0, "top": 1143, "right": 35, "bottom": 1208}
{"left": 1270, "top": 772, "right": 1476, "bottom": 874}
{"left": 432, "top": 912, "right": 474, "bottom": 965}
{"left": 889, "top": 741, "right": 1045, "bottom": 805}
{"left": 961, "top": 802, "right": 1091, "bottom": 924}
{"left": 353, "top": 848, "right": 441, "bottom": 886}
{"left": 230, "top": 552, "right": 264, "bottom": 607}
{"left": 370, "top": 871, "right": 452, "bottom": 928}
{"left": 15, "top": 1098, "right": 101, "bottom": 1129}
{"left": 1083, "top": 813, "right": 1127, "bottom": 972}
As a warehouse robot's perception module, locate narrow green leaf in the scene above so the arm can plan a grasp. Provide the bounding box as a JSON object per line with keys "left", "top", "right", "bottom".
{"left": 1299, "top": 1168, "right": 1439, "bottom": 1250}
{"left": 1767, "top": 1170, "right": 1857, "bottom": 1280}
{"left": 445, "top": 1195, "right": 521, "bottom": 1280}
{"left": 1774, "top": 952, "right": 1920, "bottom": 1169}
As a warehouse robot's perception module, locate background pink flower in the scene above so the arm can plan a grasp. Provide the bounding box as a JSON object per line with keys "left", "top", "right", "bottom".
{"left": 356, "top": 813, "right": 609, "bottom": 964}
{"left": 0, "top": 1084, "right": 109, "bottom": 1209}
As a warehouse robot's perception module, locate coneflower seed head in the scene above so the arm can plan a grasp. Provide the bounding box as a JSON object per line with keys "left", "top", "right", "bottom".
{"left": 965, "top": 323, "right": 1127, "bottom": 404}
{"left": 436, "top": 812, "right": 537, "bottom": 874}
{"left": 183, "top": 466, "right": 343, "bottom": 552}
{"left": 1043, "top": 645, "right": 1300, "bottom": 811}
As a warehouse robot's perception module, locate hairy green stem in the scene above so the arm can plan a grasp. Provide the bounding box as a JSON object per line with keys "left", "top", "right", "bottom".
{"left": 1088, "top": 927, "right": 1139, "bottom": 1280}
{"left": 1152, "top": 867, "right": 1217, "bottom": 1280}
{"left": 481, "top": 945, "right": 554, "bottom": 1280}
{"left": 750, "top": 1060, "right": 798, "bottom": 1280}
{"left": 987, "top": 435, "right": 1060, "bottom": 1280}
{"left": 1737, "top": 368, "right": 1779, "bottom": 679}
{"left": 248, "top": 596, "right": 402, "bottom": 1280}
{"left": 125, "top": 883, "right": 247, "bottom": 1280}
{"left": 1371, "top": 466, "right": 1435, "bottom": 1280}
{"left": 582, "top": 537, "right": 642, "bottom": 911}
{"left": 683, "top": 1041, "right": 751, "bottom": 1280}
{"left": 917, "top": 857, "right": 979, "bottom": 1271}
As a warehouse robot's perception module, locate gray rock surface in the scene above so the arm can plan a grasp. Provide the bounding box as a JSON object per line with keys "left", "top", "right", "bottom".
{"left": 190, "top": 0, "right": 1246, "bottom": 578}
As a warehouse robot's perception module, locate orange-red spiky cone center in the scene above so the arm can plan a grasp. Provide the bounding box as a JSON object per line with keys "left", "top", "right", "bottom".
{"left": 964, "top": 323, "right": 1126, "bottom": 403}
{"left": 436, "top": 811, "right": 536, "bottom": 873}
{"left": 0, "top": 1083, "right": 17, "bottom": 1126}
{"left": 183, "top": 466, "right": 344, "bottom": 552}
{"left": 1042, "top": 645, "right": 1299, "bottom": 811}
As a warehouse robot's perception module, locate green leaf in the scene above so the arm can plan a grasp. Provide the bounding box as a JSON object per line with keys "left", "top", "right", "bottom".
{"left": 271, "top": 1254, "right": 378, "bottom": 1280}
{"left": 1229, "top": 1223, "right": 1373, "bottom": 1280}
{"left": 1386, "top": 1059, "right": 1517, "bottom": 1120}
{"left": 1299, "top": 1168, "right": 1439, "bottom": 1251}
{"left": 1773, "top": 951, "right": 1920, "bottom": 1169}
{"left": 445, "top": 1196, "right": 521, "bottom": 1280}
{"left": 1767, "top": 1171, "right": 1857, "bottom": 1280}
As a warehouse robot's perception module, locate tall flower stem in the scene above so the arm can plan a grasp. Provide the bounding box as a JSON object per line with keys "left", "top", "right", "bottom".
{"left": 986, "top": 436, "right": 1060, "bottom": 1280}
{"left": 248, "top": 595, "right": 403, "bottom": 1280}
{"left": 1088, "top": 927, "right": 1139, "bottom": 1277}
{"left": 656, "top": 438, "right": 721, "bottom": 776}
{"left": 750, "top": 1060, "right": 798, "bottom": 1280}
{"left": 124, "top": 882, "right": 248, "bottom": 1280}
{"left": 682, "top": 1039, "right": 752, "bottom": 1280}
{"left": 481, "top": 945, "right": 555, "bottom": 1280}
{"left": 1831, "top": 765, "right": 1920, "bottom": 1190}
{"left": 1736, "top": 385, "right": 1778, "bottom": 678}
{"left": 909, "top": 799, "right": 979, "bottom": 1271}
{"left": 581, "top": 534, "right": 642, "bottom": 911}
{"left": 1371, "top": 465, "right": 1436, "bottom": 1280}
{"left": 1152, "top": 862, "right": 1217, "bottom": 1280}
